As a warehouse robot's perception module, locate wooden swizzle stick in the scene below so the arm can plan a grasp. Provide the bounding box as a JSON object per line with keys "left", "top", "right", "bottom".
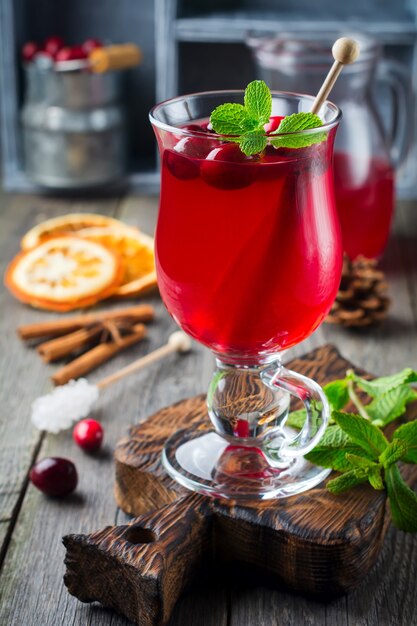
{"left": 310, "top": 37, "right": 360, "bottom": 115}
{"left": 30, "top": 331, "right": 192, "bottom": 433}
{"left": 97, "top": 331, "right": 192, "bottom": 389}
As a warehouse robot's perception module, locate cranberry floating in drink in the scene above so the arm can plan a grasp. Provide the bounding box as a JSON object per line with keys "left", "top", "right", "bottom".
{"left": 150, "top": 38, "right": 359, "bottom": 500}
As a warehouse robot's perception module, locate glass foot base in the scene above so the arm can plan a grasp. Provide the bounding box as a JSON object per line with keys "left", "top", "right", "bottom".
{"left": 162, "top": 426, "right": 331, "bottom": 501}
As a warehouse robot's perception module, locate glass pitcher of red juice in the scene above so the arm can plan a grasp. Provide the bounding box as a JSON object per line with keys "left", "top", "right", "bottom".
{"left": 248, "top": 33, "right": 411, "bottom": 259}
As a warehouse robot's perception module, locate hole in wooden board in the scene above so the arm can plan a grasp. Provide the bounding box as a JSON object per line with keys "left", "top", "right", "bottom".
{"left": 123, "top": 525, "right": 156, "bottom": 544}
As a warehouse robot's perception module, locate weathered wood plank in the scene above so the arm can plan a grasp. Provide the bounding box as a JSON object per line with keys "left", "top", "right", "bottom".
{"left": 229, "top": 200, "right": 417, "bottom": 626}
{"left": 0, "top": 195, "right": 219, "bottom": 626}
{"left": 0, "top": 195, "right": 120, "bottom": 562}
{"left": 229, "top": 521, "right": 417, "bottom": 626}
{"left": 0, "top": 194, "right": 416, "bottom": 626}
{"left": 115, "top": 194, "right": 158, "bottom": 236}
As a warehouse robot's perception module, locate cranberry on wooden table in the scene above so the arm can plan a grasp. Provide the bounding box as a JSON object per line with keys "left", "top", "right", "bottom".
{"left": 30, "top": 457, "right": 78, "bottom": 497}
{"left": 73, "top": 419, "right": 104, "bottom": 452}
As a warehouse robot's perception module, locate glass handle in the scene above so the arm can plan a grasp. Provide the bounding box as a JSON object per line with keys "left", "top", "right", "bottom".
{"left": 262, "top": 363, "right": 330, "bottom": 458}
{"left": 376, "top": 59, "right": 413, "bottom": 168}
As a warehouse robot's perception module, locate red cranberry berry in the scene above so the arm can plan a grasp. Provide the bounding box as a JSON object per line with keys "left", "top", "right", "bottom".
{"left": 264, "top": 115, "right": 284, "bottom": 134}
{"left": 30, "top": 457, "right": 78, "bottom": 497}
{"left": 164, "top": 149, "right": 199, "bottom": 180}
{"left": 202, "top": 121, "right": 215, "bottom": 133}
{"left": 70, "top": 45, "right": 88, "bottom": 60}
{"left": 234, "top": 419, "right": 250, "bottom": 438}
{"left": 164, "top": 135, "right": 213, "bottom": 181}
{"left": 175, "top": 136, "right": 216, "bottom": 159}
{"left": 73, "top": 419, "right": 104, "bottom": 452}
{"left": 55, "top": 47, "right": 72, "bottom": 62}
{"left": 55, "top": 46, "right": 87, "bottom": 62}
{"left": 181, "top": 123, "right": 208, "bottom": 134}
{"left": 22, "top": 41, "right": 39, "bottom": 62}
{"left": 82, "top": 38, "right": 103, "bottom": 55}
{"left": 44, "top": 35, "right": 64, "bottom": 58}
{"left": 200, "top": 143, "right": 256, "bottom": 190}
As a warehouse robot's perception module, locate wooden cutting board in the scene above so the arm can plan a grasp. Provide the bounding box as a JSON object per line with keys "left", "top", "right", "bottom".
{"left": 63, "top": 344, "right": 417, "bottom": 626}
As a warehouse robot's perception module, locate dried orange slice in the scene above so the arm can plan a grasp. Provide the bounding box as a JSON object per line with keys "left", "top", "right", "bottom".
{"left": 21, "top": 213, "right": 130, "bottom": 250}
{"left": 5, "top": 236, "right": 124, "bottom": 311}
{"left": 78, "top": 226, "right": 156, "bottom": 295}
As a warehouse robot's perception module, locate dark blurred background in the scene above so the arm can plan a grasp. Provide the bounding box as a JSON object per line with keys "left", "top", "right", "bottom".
{"left": 0, "top": 0, "right": 415, "bottom": 196}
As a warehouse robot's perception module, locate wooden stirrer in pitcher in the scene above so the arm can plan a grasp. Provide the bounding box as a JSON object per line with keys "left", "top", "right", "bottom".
{"left": 310, "top": 37, "right": 360, "bottom": 115}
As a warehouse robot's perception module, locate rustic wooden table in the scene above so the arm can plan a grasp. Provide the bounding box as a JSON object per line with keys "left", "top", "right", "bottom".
{"left": 0, "top": 193, "right": 416, "bottom": 626}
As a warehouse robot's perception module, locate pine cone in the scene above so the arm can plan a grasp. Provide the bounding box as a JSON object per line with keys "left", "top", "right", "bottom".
{"left": 326, "top": 255, "right": 390, "bottom": 327}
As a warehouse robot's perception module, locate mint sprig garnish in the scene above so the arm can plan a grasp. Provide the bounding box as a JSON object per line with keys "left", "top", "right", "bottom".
{"left": 286, "top": 366, "right": 417, "bottom": 532}
{"left": 244, "top": 80, "right": 272, "bottom": 124}
{"left": 270, "top": 112, "right": 327, "bottom": 149}
{"left": 210, "top": 104, "right": 259, "bottom": 136}
{"left": 209, "top": 80, "right": 325, "bottom": 156}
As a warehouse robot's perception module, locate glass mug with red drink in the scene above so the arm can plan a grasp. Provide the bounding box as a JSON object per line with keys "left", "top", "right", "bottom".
{"left": 150, "top": 84, "right": 343, "bottom": 499}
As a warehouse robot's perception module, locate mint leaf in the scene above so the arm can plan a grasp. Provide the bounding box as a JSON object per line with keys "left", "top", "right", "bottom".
{"left": 239, "top": 131, "right": 267, "bottom": 156}
{"left": 270, "top": 112, "right": 326, "bottom": 149}
{"left": 393, "top": 420, "right": 417, "bottom": 463}
{"left": 244, "top": 80, "right": 272, "bottom": 124}
{"left": 345, "top": 453, "right": 379, "bottom": 469}
{"left": 324, "top": 379, "right": 349, "bottom": 411}
{"left": 367, "top": 385, "right": 417, "bottom": 427}
{"left": 210, "top": 103, "right": 258, "bottom": 136}
{"left": 353, "top": 369, "right": 417, "bottom": 397}
{"left": 274, "top": 112, "right": 323, "bottom": 133}
{"left": 318, "top": 423, "right": 351, "bottom": 448}
{"left": 379, "top": 439, "right": 409, "bottom": 468}
{"left": 385, "top": 464, "right": 417, "bottom": 532}
{"left": 286, "top": 409, "right": 306, "bottom": 430}
{"left": 332, "top": 411, "right": 388, "bottom": 458}
{"left": 306, "top": 445, "right": 371, "bottom": 472}
{"left": 327, "top": 469, "right": 369, "bottom": 494}
{"left": 368, "top": 467, "right": 385, "bottom": 490}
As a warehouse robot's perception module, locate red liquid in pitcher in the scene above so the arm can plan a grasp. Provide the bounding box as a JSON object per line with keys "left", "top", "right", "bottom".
{"left": 334, "top": 152, "right": 394, "bottom": 260}
{"left": 156, "top": 125, "right": 342, "bottom": 361}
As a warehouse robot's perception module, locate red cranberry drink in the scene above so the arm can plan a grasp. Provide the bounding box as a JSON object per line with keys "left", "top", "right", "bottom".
{"left": 334, "top": 152, "right": 394, "bottom": 260}
{"left": 154, "top": 109, "right": 342, "bottom": 362}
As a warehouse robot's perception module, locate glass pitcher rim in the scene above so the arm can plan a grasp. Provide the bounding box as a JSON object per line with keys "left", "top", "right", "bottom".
{"left": 149, "top": 89, "right": 341, "bottom": 140}
{"left": 247, "top": 32, "right": 379, "bottom": 71}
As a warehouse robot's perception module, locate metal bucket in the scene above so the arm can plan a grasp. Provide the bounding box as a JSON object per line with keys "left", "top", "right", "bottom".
{"left": 21, "top": 63, "right": 126, "bottom": 189}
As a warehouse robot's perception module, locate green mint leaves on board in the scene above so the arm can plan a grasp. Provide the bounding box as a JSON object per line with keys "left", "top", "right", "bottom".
{"left": 385, "top": 465, "right": 417, "bottom": 532}
{"left": 286, "top": 366, "right": 417, "bottom": 532}
{"left": 209, "top": 80, "right": 325, "bottom": 156}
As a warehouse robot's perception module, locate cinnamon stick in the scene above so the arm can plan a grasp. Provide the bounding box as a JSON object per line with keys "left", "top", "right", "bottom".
{"left": 114, "top": 271, "right": 158, "bottom": 298}
{"left": 37, "top": 325, "right": 103, "bottom": 363}
{"left": 52, "top": 323, "right": 147, "bottom": 386}
{"left": 17, "top": 305, "right": 154, "bottom": 340}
